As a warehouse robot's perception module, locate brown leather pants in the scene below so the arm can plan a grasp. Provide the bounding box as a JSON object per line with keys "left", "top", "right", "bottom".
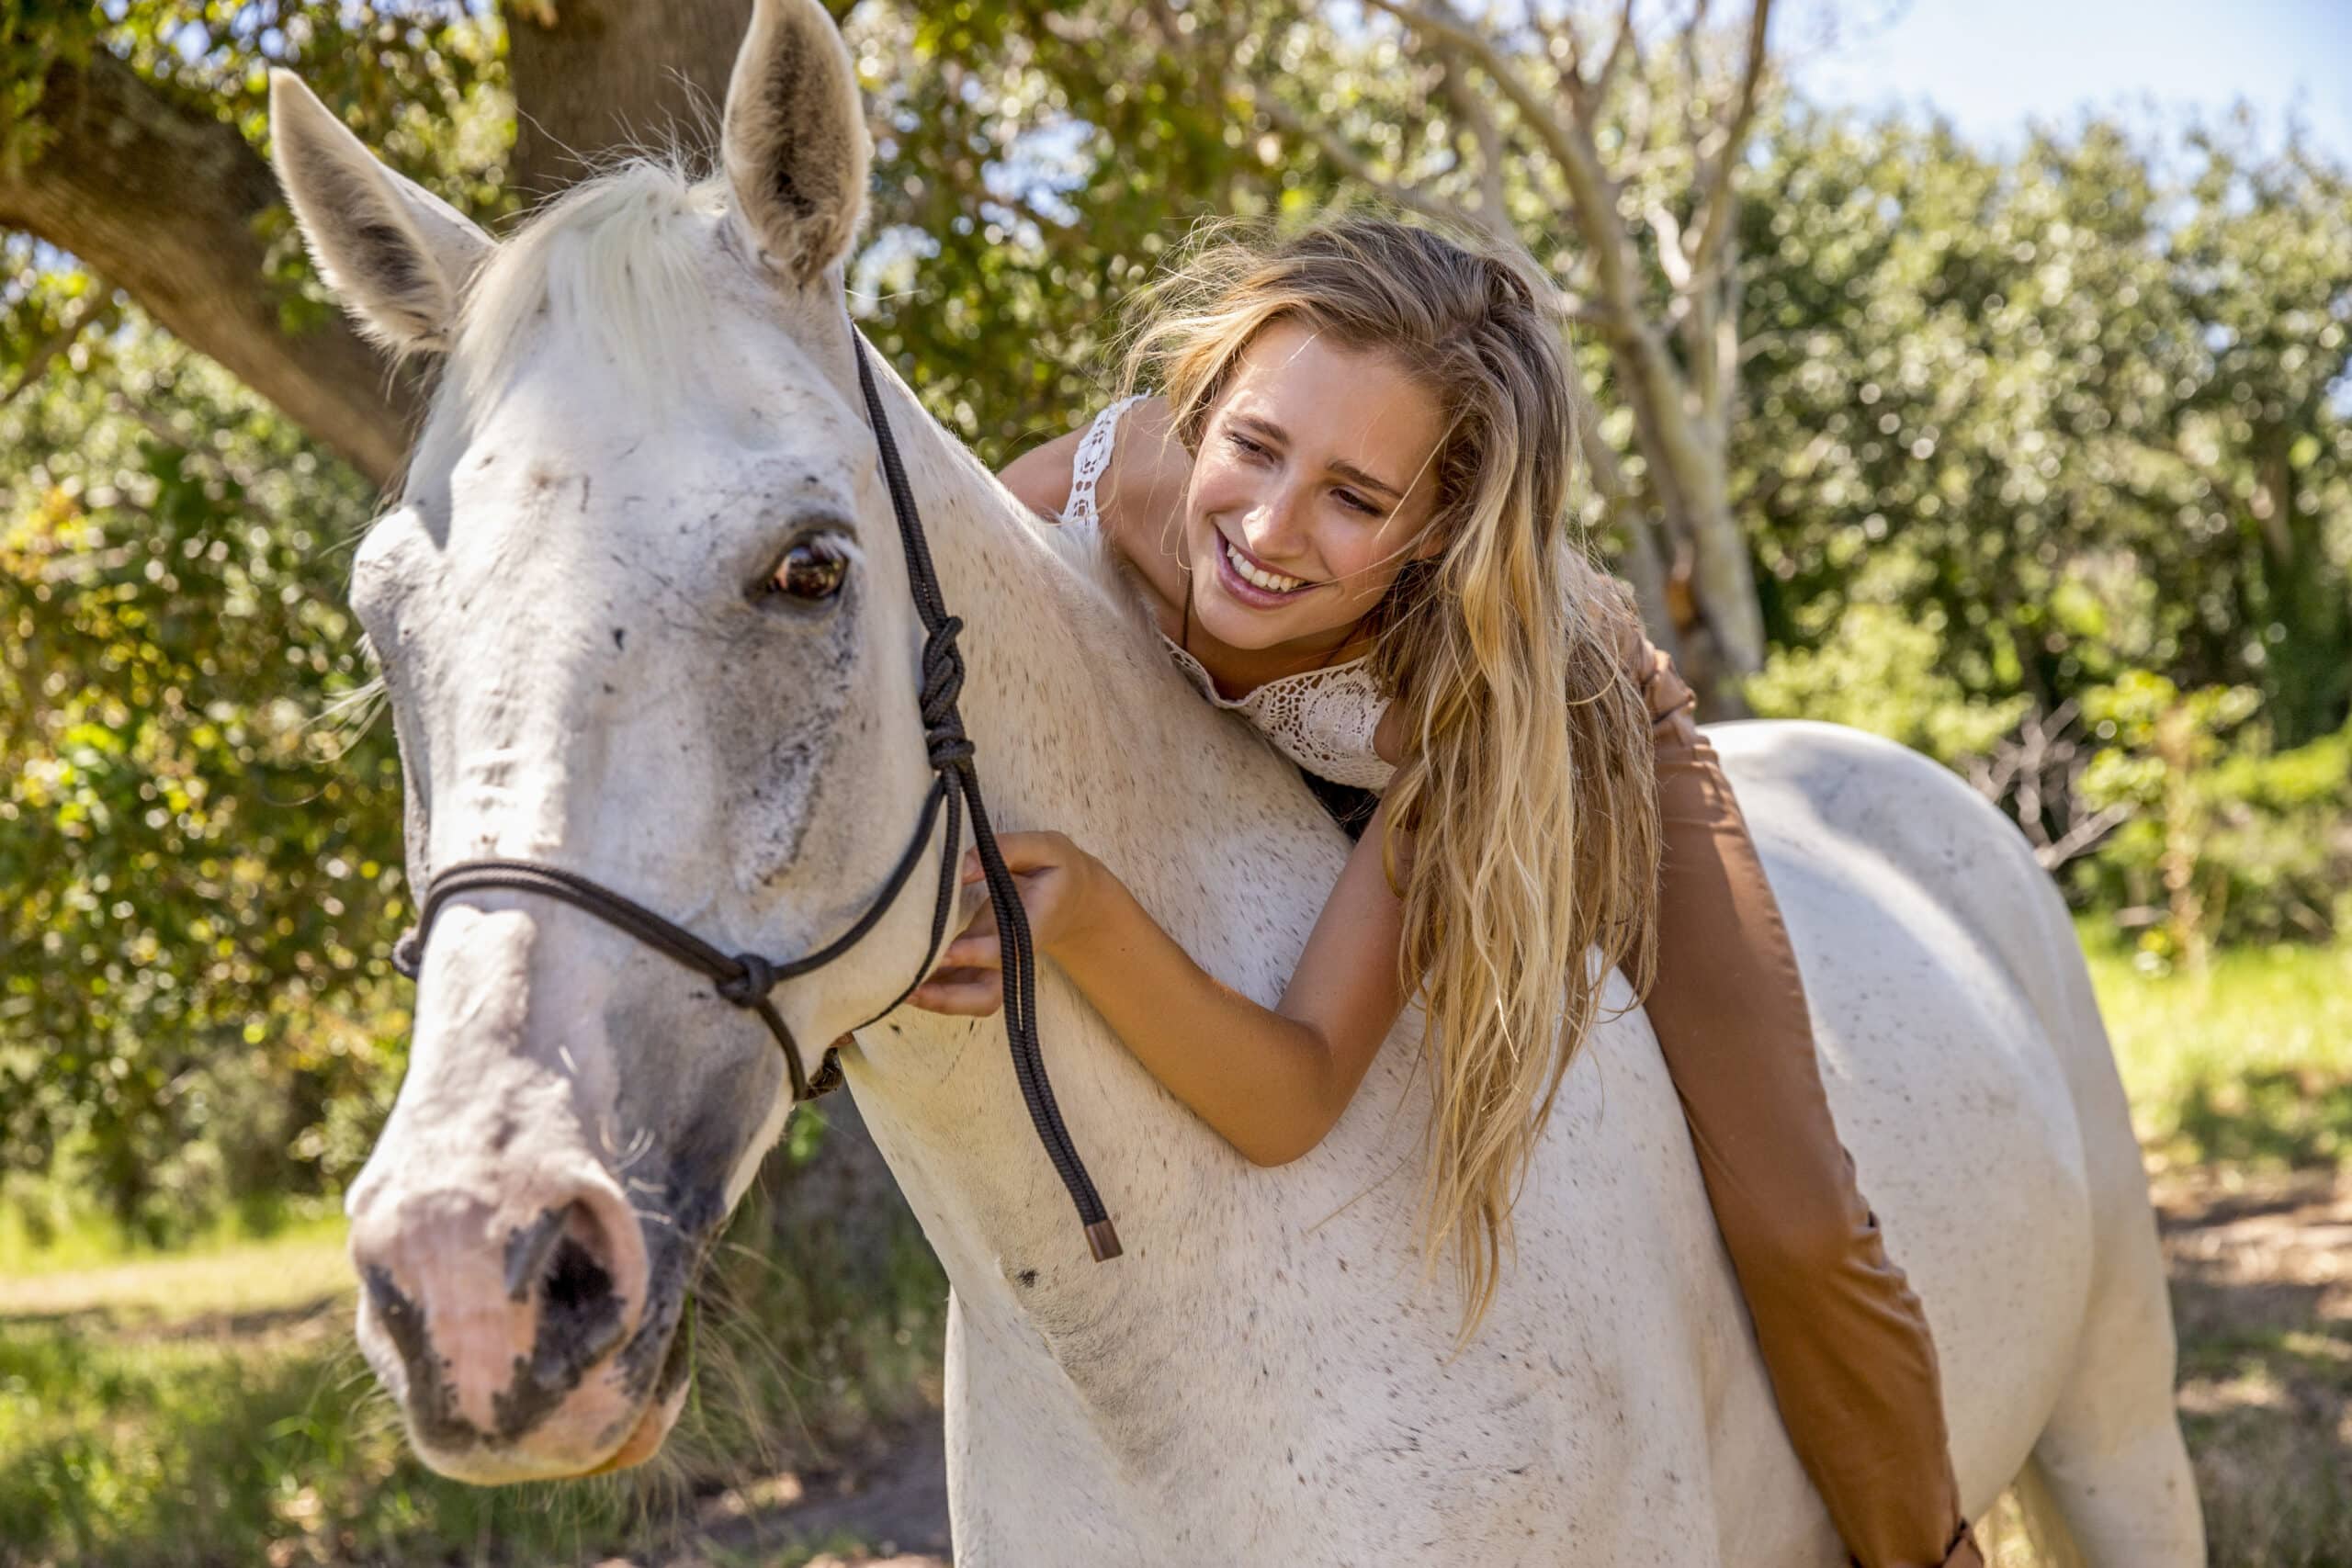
{"left": 1622, "top": 629, "right": 1982, "bottom": 1568}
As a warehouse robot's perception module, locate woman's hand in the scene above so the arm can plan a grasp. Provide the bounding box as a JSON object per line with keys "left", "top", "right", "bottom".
{"left": 907, "top": 829, "right": 1103, "bottom": 1016}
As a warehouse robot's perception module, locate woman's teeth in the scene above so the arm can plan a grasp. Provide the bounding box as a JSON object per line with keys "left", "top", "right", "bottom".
{"left": 1223, "top": 534, "right": 1310, "bottom": 593}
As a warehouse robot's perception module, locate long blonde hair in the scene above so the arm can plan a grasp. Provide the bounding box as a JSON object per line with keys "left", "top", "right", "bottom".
{"left": 1114, "top": 206, "right": 1664, "bottom": 1354}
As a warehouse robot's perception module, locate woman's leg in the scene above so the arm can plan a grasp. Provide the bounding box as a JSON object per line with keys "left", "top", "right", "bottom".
{"left": 1625, "top": 637, "right": 1981, "bottom": 1568}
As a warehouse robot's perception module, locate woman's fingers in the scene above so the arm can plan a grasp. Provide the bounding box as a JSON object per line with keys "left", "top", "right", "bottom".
{"left": 961, "top": 830, "right": 1072, "bottom": 880}
{"left": 936, "top": 931, "right": 1003, "bottom": 967}
{"left": 908, "top": 967, "right": 1005, "bottom": 1016}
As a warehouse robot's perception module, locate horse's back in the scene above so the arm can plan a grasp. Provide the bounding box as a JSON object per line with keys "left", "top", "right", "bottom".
{"left": 1706, "top": 719, "right": 2117, "bottom": 1507}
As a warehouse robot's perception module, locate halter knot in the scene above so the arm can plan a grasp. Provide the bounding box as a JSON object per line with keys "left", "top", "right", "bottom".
{"left": 717, "top": 952, "right": 777, "bottom": 1008}
{"left": 926, "top": 725, "right": 978, "bottom": 772}
{"left": 918, "top": 616, "right": 967, "bottom": 724}
{"left": 390, "top": 927, "right": 424, "bottom": 980}
{"left": 917, "top": 615, "right": 978, "bottom": 772}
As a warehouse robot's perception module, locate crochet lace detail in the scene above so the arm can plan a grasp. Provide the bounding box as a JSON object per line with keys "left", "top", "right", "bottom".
{"left": 1061, "top": 394, "right": 1397, "bottom": 793}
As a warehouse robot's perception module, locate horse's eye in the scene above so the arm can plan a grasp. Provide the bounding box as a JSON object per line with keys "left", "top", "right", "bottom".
{"left": 768, "top": 537, "right": 851, "bottom": 602}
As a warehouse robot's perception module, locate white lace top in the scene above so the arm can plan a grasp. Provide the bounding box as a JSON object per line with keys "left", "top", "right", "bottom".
{"left": 1061, "top": 393, "right": 1397, "bottom": 793}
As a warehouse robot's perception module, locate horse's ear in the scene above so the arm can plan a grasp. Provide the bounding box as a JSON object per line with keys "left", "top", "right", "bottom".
{"left": 720, "top": 0, "right": 872, "bottom": 289}
{"left": 266, "top": 69, "right": 492, "bottom": 355}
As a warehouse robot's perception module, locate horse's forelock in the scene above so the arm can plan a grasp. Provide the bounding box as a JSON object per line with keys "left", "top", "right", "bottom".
{"left": 445, "top": 159, "right": 733, "bottom": 419}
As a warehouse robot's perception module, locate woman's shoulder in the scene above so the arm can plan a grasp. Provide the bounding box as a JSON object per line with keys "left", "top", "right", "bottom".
{"left": 998, "top": 420, "right": 1087, "bottom": 525}
{"left": 1097, "top": 393, "right": 1191, "bottom": 547}
{"left": 997, "top": 392, "right": 1181, "bottom": 533}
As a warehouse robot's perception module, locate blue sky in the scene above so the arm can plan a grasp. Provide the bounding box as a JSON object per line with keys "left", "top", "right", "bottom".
{"left": 1785, "top": 0, "right": 2352, "bottom": 162}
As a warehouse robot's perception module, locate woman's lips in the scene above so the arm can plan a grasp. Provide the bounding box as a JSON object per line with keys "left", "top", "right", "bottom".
{"left": 1212, "top": 528, "right": 1319, "bottom": 608}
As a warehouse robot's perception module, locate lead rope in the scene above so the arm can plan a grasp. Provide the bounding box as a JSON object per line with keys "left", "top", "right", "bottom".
{"left": 850, "top": 330, "right": 1120, "bottom": 1262}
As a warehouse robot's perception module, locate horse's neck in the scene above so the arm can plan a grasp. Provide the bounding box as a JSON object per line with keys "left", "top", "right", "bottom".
{"left": 841, "top": 364, "right": 1363, "bottom": 1393}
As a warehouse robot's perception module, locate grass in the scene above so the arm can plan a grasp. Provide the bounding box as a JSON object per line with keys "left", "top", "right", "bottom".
{"left": 2081, "top": 919, "right": 2352, "bottom": 1172}
{"left": 0, "top": 1210, "right": 351, "bottom": 1324}
{"left": 3, "top": 928, "right": 2347, "bottom": 1565}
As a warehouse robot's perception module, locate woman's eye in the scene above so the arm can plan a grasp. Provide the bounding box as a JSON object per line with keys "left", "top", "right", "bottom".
{"left": 767, "top": 537, "right": 851, "bottom": 602}
{"left": 1335, "top": 490, "right": 1375, "bottom": 515}
{"left": 1227, "top": 433, "right": 1266, "bottom": 458}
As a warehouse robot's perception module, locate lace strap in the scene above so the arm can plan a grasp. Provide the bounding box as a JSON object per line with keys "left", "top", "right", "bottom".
{"left": 1063, "top": 393, "right": 1150, "bottom": 528}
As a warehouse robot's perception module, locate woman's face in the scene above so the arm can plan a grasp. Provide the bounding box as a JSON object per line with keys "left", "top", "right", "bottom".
{"left": 1180, "top": 318, "right": 1448, "bottom": 659}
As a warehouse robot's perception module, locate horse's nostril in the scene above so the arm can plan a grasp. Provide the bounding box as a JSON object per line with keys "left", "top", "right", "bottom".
{"left": 503, "top": 1203, "right": 570, "bottom": 1303}
{"left": 533, "top": 1201, "right": 629, "bottom": 1373}
{"left": 544, "top": 1231, "right": 613, "bottom": 1318}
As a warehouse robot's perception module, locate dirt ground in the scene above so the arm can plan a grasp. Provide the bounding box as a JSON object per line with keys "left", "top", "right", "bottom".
{"left": 2140, "top": 1167, "right": 2352, "bottom": 1567}
{"left": 673, "top": 1167, "right": 2350, "bottom": 1567}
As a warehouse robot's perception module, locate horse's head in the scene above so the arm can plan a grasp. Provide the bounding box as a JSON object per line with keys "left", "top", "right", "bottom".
{"left": 270, "top": 0, "right": 954, "bottom": 1483}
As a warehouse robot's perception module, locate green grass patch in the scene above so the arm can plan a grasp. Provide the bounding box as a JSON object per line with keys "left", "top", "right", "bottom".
{"left": 0, "top": 1213, "right": 352, "bottom": 1327}
{"left": 0, "top": 1191, "right": 347, "bottom": 1282}
{"left": 2079, "top": 918, "right": 2352, "bottom": 1171}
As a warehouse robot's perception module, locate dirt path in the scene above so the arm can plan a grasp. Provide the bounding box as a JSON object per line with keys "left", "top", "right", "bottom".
{"left": 647, "top": 1415, "right": 952, "bottom": 1567}
{"left": 2148, "top": 1167, "right": 2352, "bottom": 1565}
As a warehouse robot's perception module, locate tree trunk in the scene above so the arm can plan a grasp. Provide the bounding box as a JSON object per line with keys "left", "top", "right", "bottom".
{"left": 503, "top": 0, "right": 757, "bottom": 203}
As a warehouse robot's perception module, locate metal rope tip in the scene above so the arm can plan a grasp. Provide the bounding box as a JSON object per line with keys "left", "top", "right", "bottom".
{"left": 1084, "top": 1218, "right": 1123, "bottom": 1262}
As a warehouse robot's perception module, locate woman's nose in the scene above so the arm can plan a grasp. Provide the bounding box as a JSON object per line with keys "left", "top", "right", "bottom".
{"left": 1241, "top": 485, "right": 1311, "bottom": 559}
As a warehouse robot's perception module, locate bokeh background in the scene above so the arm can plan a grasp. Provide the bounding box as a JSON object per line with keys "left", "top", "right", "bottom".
{"left": 2, "top": 2, "right": 2346, "bottom": 1563}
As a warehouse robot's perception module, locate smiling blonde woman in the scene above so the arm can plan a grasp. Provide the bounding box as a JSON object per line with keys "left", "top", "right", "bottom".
{"left": 910, "top": 209, "right": 1981, "bottom": 1568}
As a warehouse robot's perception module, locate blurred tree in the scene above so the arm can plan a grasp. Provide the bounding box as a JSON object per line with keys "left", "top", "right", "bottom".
{"left": 0, "top": 299, "right": 401, "bottom": 1235}
{"left": 1736, "top": 108, "right": 2352, "bottom": 750}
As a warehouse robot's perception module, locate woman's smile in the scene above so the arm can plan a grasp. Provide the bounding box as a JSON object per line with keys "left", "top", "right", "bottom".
{"left": 1211, "top": 525, "right": 1322, "bottom": 608}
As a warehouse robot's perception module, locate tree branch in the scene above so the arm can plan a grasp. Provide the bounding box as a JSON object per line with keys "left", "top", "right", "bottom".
{"left": 1593, "top": 0, "right": 1641, "bottom": 107}
{"left": 1359, "top": 2, "right": 1644, "bottom": 325}
{"left": 0, "top": 50, "right": 417, "bottom": 486}
{"left": 1684, "top": 0, "right": 1772, "bottom": 288}
{"left": 1235, "top": 77, "right": 1474, "bottom": 231}
{"left": 504, "top": 0, "right": 758, "bottom": 200}
{"left": 1433, "top": 52, "right": 1514, "bottom": 236}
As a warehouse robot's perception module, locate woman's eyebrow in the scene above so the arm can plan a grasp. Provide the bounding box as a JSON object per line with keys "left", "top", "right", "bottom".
{"left": 1231, "top": 413, "right": 1405, "bottom": 502}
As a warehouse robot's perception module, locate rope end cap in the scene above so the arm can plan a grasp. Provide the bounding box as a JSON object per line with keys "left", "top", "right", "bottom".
{"left": 1084, "top": 1217, "right": 1122, "bottom": 1262}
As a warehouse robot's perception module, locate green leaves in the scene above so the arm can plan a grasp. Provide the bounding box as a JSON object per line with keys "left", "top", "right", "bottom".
{"left": 1738, "top": 106, "right": 2352, "bottom": 746}
{"left": 1, "top": 301, "right": 403, "bottom": 1235}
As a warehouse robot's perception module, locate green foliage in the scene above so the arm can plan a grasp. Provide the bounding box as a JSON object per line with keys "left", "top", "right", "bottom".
{"left": 2076, "top": 670, "right": 2264, "bottom": 814}
{"left": 2072, "top": 684, "right": 2352, "bottom": 953}
{"left": 0, "top": 0, "right": 94, "bottom": 176}
{"left": 1739, "top": 107, "right": 2352, "bottom": 748}
{"left": 1744, "top": 601, "right": 2030, "bottom": 764}
{"left": 0, "top": 300, "right": 406, "bottom": 1239}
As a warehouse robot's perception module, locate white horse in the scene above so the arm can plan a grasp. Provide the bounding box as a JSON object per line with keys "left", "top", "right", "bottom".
{"left": 267, "top": 1, "right": 2202, "bottom": 1561}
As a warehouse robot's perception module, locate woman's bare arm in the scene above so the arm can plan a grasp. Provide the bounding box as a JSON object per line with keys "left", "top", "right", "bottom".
{"left": 954, "top": 400, "right": 1410, "bottom": 1164}
{"left": 1046, "top": 795, "right": 1416, "bottom": 1167}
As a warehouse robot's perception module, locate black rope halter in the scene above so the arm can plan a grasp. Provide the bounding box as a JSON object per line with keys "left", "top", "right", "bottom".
{"left": 388, "top": 321, "right": 1121, "bottom": 1264}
